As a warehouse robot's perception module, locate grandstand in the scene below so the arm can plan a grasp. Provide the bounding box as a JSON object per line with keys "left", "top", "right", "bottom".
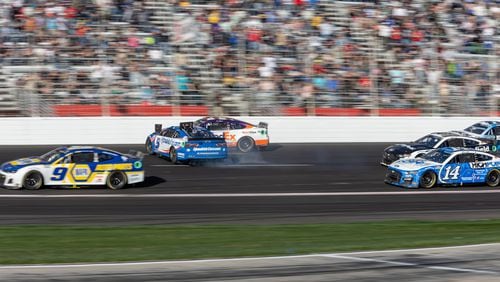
{"left": 0, "top": 0, "right": 498, "bottom": 117}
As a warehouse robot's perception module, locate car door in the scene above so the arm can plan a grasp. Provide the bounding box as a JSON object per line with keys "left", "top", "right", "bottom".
{"left": 49, "top": 151, "right": 96, "bottom": 185}
{"left": 470, "top": 153, "right": 494, "bottom": 183}
{"left": 439, "top": 153, "right": 475, "bottom": 184}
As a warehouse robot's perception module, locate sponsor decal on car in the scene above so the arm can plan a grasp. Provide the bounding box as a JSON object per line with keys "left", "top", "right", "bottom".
{"left": 193, "top": 147, "right": 221, "bottom": 151}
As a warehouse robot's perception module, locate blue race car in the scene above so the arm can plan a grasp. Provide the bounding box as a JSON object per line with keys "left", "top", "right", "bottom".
{"left": 145, "top": 122, "right": 227, "bottom": 164}
{"left": 0, "top": 146, "right": 144, "bottom": 190}
{"left": 458, "top": 121, "right": 500, "bottom": 141}
{"left": 385, "top": 147, "right": 500, "bottom": 188}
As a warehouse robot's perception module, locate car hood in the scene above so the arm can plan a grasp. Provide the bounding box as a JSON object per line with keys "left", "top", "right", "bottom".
{"left": 389, "top": 158, "right": 440, "bottom": 171}
{"left": 385, "top": 143, "right": 430, "bottom": 155}
{"left": 0, "top": 157, "right": 48, "bottom": 172}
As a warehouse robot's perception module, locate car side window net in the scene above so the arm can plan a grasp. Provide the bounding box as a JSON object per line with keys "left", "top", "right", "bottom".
{"left": 448, "top": 139, "right": 465, "bottom": 147}
{"left": 98, "top": 153, "right": 114, "bottom": 162}
{"left": 72, "top": 152, "right": 95, "bottom": 163}
{"left": 464, "top": 139, "right": 479, "bottom": 147}
{"left": 458, "top": 153, "right": 475, "bottom": 163}
{"left": 207, "top": 122, "right": 227, "bottom": 131}
{"left": 475, "top": 154, "right": 492, "bottom": 162}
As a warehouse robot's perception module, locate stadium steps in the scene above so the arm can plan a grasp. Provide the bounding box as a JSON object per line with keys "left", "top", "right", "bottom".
{"left": 0, "top": 72, "right": 23, "bottom": 116}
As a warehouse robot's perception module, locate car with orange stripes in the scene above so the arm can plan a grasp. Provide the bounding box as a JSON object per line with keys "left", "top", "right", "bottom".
{"left": 194, "top": 117, "right": 269, "bottom": 152}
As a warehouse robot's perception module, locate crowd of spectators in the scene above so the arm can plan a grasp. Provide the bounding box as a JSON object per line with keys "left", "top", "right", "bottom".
{"left": 0, "top": 0, "right": 498, "bottom": 116}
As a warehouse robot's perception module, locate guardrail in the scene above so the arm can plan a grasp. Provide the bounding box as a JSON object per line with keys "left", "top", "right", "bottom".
{"left": 0, "top": 116, "right": 495, "bottom": 145}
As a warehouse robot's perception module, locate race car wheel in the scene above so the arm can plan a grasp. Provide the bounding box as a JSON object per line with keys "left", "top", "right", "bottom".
{"left": 23, "top": 171, "right": 43, "bottom": 190}
{"left": 237, "top": 137, "right": 255, "bottom": 153}
{"left": 486, "top": 170, "right": 500, "bottom": 187}
{"left": 107, "top": 171, "right": 127, "bottom": 190}
{"left": 169, "top": 147, "right": 178, "bottom": 164}
{"left": 419, "top": 171, "right": 437, "bottom": 189}
{"left": 145, "top": 138, "right": 154, "bottom": 155}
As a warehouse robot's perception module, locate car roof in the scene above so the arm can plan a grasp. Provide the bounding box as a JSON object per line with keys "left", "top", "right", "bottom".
{"left": 438, "top": 147, "right": 491, "bottom": 155}
{"left": 63, "top": 146, "right": 121, "bottom": 155}
{"left": 478, "top": 121, "right": 499, "bottom": 126}
{"left": 197, "top": 116, "right": 242, "bottom": 123}
{"left": 430, "top": 131, "right": 462, "bottom": 138}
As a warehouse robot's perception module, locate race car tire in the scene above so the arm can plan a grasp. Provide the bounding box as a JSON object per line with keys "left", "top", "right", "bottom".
{"left": 145, "top": 138, "right": 154, "bottom": 155}
{"left": 419, "top": 171, "right": 437, "bottom": 189}
{"left": 486, "top": 170, "right": 500, "bottom": 187}
{"left": 23, "top": 171, "right": 43, "bottom": 190}
{"left": 169, "top": 147, "right": 178, "bottom": 164}
{"left": 106, "top": 171, "right": 127, "bottom": 190}
{"left": 237, "top": 137, "right": 255, "bottom": 153}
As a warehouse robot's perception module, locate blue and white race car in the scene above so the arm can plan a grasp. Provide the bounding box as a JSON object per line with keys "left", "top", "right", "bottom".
{"left": 458, "top": 121, "right": 500, "bottom": 141}
{"left": 145, "top": 122, "right": 227, "bottom": 164}
{"left": 385, "top": 147, "right": 500, "bottom": 188}
{"left": 0, "top": 146, "right": 144, "bottom": 190}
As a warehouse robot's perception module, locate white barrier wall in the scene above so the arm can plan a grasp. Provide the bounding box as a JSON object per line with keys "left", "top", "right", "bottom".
{"left": 0, "top": 116, "right": 496, "bottom": 145}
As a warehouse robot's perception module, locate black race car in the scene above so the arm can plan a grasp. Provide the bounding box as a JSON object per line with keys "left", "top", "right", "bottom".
{"left": 381, "top": 132, "right": 488, "bottom": 166}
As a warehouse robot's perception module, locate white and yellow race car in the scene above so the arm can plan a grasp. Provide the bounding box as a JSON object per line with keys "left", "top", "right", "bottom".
{"left": 0, "top": 146, "right": 144, "bottom": 190}
{"left": 194, "top": 117, "right": 269, "bottom": 152}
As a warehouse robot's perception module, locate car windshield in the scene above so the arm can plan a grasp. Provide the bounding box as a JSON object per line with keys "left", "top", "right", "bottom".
{"left": 464, "top": 123, "right": 488, "bottom": 135}
{"left": 40, "top": 148, "right": 66, "bottom": 162}
{"left": 420, "top": 150, "right": 451, "bottom": 163}
{"left": 415, "top": 135, "right": 441, "bottom": 147}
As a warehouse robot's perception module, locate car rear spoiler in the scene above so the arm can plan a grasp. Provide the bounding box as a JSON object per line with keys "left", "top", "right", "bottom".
{"left": 155, "top": 124, "right": 162, "bottom": 133}
{"left": 258, "top": 122, "right": 268, "bottom": 129}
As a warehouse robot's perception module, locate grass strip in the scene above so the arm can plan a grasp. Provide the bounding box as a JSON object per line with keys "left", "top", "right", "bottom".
{"left": 1, "top": 220, "right": 500, "bottom": 264}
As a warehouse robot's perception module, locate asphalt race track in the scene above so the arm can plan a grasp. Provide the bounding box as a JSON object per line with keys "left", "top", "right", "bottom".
{"left": 1, "top": 143, "right": 500, "bottom": 225}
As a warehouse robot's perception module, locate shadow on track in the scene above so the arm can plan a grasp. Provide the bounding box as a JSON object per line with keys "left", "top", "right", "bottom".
{"left": 131, "top": 176, "right": 166, "bottom": 188}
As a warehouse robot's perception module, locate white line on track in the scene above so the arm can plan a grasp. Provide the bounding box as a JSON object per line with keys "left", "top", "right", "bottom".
{"left": 0, "top": 243, "right": 498, "bottom": 271}
{"left": 150, "top": 164, "right": 190, "bottom": 167}
{"left": 323, "top": 254, "right": 498, "bottom": 275}
{"left": 150, "top": 164, "right": 313, "bottom": 167}
{"left": 2, "top": 190, "right": 500, "bottom": 198}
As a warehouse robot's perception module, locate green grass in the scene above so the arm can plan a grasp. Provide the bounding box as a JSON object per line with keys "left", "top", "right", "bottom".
{"left": 1, "top": 220, "right": 500, "bottom": 264}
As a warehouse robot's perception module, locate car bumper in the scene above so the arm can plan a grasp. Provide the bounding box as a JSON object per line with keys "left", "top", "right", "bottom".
{"left": 255, "top": 139, "right": 269, "bottom": 147}
{"left": 0, "top": 172, "right": 21, "bottom": 189}
{"left": 178, "top": 151, "right": 228, "bottom": 160}
{"left": 384, "top": 169, "right": 419, "bottom": 188}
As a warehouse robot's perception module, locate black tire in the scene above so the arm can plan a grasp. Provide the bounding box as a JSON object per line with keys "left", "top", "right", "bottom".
{"left": 486, "top": 170, "right": 500, "bottom": 187}
{"left": 169, "top": 147, "right": 178, "bottom": 164}
{"left": 106, "top": 171, "right": 127, "bottom": 190}
{"left": 237, "top": 137, "right": 255, "bottom": 153}
{"left": 419, "top": 171, "right": 437, "bottom": 189}
{"left": 145, "top": 138, "right": 154, "bottom": 155}
{"left": 23, "top": 171, "right": 43, "bottom": 190}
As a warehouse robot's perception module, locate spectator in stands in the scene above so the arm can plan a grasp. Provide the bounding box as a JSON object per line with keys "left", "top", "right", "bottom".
{"left": 0, "top": 0, "right": 497, "bottom": 116}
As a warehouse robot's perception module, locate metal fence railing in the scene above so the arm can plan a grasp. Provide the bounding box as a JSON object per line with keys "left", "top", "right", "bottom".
{"left": 0, "top": 2, "right": 498, "bottom": 117}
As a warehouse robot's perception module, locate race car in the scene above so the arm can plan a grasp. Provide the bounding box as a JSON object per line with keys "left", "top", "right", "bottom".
{"left": 381, "top": 132, "right": 488, "bottom": 165}
{"left": 457, "top": 121, "right": 500, "bottom": 141}
{"left": 145, "top": 122, "right": 227, "bottom": 163}
{"left": 385, "top": 147, "right": 500, "bottom": 188}
{"left": 194, "top": 117, "right": 269, "bottom": 152}
{"left": 0, "top": 146, "right": 144, "bottom": 190}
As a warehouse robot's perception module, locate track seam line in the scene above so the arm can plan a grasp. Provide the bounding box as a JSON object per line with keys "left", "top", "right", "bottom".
{"left": 3, "top": 190, "right": 500, "bottom": 198}
{"left": 0, "top": 243, "right": 499, "bottom": 269}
